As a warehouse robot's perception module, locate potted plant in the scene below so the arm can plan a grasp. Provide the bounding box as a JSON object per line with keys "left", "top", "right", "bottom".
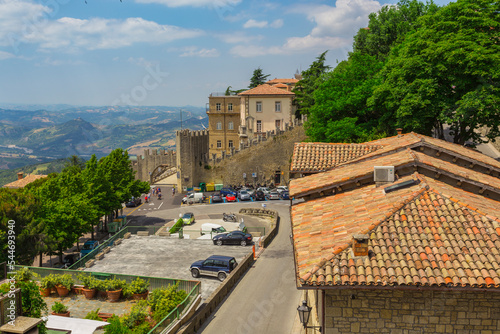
{"left": 128, "top": 277, "right": 150, "bottom": 300}
{"left": 51, "top": 301, "right": 70, "bottom": 317}
{"left": 77, "top": 273, "right": 97, "bottom": 300}
{"left": 54, "top": 274, "right": 74, "bottom": 297}
{"left": 39, "top": 274, "right": 56, "bottom": 297}
{"left": 105, "top": 277, "right": 127, "bottom": 302}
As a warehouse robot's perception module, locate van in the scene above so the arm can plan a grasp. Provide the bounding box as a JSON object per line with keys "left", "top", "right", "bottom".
{"left": 182, "top": 192, "right": 205, "bottom": 204}
{"left": 200, "top": 223, "right": 227, "bottom": 236}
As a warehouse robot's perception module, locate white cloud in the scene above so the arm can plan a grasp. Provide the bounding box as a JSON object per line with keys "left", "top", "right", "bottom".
{"left": 0, "top": 50, "right": 15, "bottom": 60}
{"left": 231, "top": 0, "right": 381, "bottom": 57}
{"left": 243, "top": 19, "right": 268, "bottom": 29}
{"left": 23, "top": 17, "right": 204, "bottom": 51}
{"left": 179, "top": 46, "right": 220, "bottom": 57}
{"left": 217, "top": 32, "right": 264, "bottom": 44}
{"left": 270, "top": 19, "right": 283, "bottom": 28}
{"left": 128, "top": 57, "right": 157, "bottom": 67}
{"left": 135, "top": 0, "right": 241, "bottom": 8}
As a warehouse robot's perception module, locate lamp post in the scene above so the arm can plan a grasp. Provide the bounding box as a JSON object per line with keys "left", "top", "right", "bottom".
{"left": 297, "top": 300, "right": 322, "bottom": 333}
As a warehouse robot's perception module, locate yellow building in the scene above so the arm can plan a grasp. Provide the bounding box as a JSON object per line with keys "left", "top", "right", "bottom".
{"left": 206, "top": 93, "right": 241, "bottom": 158}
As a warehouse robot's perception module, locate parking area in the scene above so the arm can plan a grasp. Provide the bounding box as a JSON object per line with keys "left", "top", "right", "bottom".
{"left": 86, "top": 235, "right": 252, "bottom": 301}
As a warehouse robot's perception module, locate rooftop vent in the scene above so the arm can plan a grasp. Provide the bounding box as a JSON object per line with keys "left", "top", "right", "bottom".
{"left": 374, "top": 166, "right": 394, "bottom": 183}
{"left": 384, "top": 179, "right": 419, "bottom": 194}
{"left": 352, "top": 234, "right": 369, "bottom": 257}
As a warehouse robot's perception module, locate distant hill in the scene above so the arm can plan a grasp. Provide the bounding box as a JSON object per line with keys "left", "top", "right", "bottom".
{"left": 0, "top": 105, "right": 208, "bottom": 173}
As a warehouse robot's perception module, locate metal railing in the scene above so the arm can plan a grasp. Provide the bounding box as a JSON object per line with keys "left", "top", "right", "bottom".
{"left": 149, "top": 282, "right": 200, "bottom": 334}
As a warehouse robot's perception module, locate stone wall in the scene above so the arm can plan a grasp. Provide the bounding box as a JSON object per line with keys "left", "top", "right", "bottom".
{"left": 131, "top": 149, "right": 176, "bottom": 182}
{"left": 176, "top": 129, "right": 210, "bottom": 191}
{"left": 324, "top": 288, "right": 500, "bottom": 333}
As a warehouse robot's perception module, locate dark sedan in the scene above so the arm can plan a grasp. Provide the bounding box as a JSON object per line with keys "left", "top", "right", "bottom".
{"left": 280, "top": 191, "right": 290, "bottom": 200}
{"left": 213, "top": 231, "right": 253, "bottom": 246}
{"left": 253, "top": 190, "right": 266, "bottom": 201}
{"left": 211, "top": 194, "right": 223, "bottom": 203}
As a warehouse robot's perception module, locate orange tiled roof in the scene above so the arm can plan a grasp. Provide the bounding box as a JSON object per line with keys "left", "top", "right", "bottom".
{"left": 238, "top": 84, "right": 295, "bottom": 96}
{"left": 273, "top": 83, "right": 288, "bottom": 88}
{"left": 295, "top": 176, "right": 500, "bottom": 288}
{"left": 290, "top": 142, "right": 384, "bottom": 174}
{"left": 3, "top": 174, "right": 47, "bottom": 188}
{"left": 266, "top": 78, "right": 299, "bottom": 84}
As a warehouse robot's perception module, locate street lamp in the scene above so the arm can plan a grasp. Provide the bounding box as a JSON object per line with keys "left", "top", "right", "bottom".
{"left": 297, "top": 300, "right": 322, "bottom": 332}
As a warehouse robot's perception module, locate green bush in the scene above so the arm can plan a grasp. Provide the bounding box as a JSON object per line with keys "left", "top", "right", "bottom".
{"left": 103, "top": 315, "right": 129, "bottom": 334}
{"left": 0, "top": 282, "right": 10, "bottom": 295}
{"left": 15, "top": 267, "right": 38, "bottom": 281}
{"left": 51, "top": 302, "right": 68, "bottom": 314}
{"left": 169, "top": 218, "right": 184, "bottom": 234}
{"left": 105, "top": 277, "right": 127, "bottom": 291}
{"left": 129, "top": 277, "right": 149, "bottom": 294}
{"left": 85, "top": 309, "right": 103, "bottom": 321}
{"left": 148, "top": 283, "right": 187, "bottom": 323}
{"left": 40, "top": 274, "right": 56, "bottom": 290}
{"left": 122, "top": 300, "right": 149, "bottom": 329}
{"left": 77, "top": 273, "right": 99, "bottom": 289}
{"left": 54, "top": 274, "right": 74, "bottom": 290}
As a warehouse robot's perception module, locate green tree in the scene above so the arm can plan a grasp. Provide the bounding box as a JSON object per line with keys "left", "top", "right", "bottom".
{"left": 307, "top": 52, "right": 386, "bottom": 142}
{"left": 369, "top": 0, "right": 500, "bottom": 144}
{"left": 64, "top": 155, "right": 86, "bottom": 172}
{"left": 353, "top": 0, "right": 439, "bottom": 60}
{"left": 293, "top": 51, "right": 331, "bottom": 117}
{"left": 248, "top": 67, "right": 270, "bottom": 88}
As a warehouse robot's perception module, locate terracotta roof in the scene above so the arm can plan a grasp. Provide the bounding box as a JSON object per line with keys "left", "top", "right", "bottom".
{"left": 265, "top": 78, "right": 299, "bottom": 84}
{"left": 290, "top": 142, "right": 384, "bottom": 174}
{"left": 291, "top": 133, "right": 500, "bottom": 290}
{"left": 238, "top": 84, "right": 295, "bottom": 96}
{"left": 3, "top": 174, "right": 47, "bottom": 188}
{"left": 273, "top": 83, "right": 288, "bottom": 88}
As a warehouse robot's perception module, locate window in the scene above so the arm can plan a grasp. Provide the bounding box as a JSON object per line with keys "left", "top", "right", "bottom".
{"left": 256, "top": 120, "right": 262, "bottom": 132}
{"left": 275, "top": 101, "right": 281, "bottom": 112}
{"left": 275, "top": 120, "right": 281, "bottom": 129}
{"left": 216, "top": 103, "right": 221, "bottom": 111}
{"left": 228, "top": 121, "right": 234, "bottom": 130}
{"left": 217, "top": 140, "right": 222, "bottom": 148}
{"left": 256, "top": 101, "right": 262, "bottom": 112}
{"left": 216, "top": 121, "right": 222, "bottom": 130}
{"left": 228, "top": 140, "right": 234, "bottom": 148}
{"left": 228, "top": 103, "right": 233, "bottom": 111}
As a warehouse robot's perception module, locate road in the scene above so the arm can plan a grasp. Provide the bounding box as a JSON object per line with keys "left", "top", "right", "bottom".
{"left": 198, "top": 202, "right": 301, "bottom": 334}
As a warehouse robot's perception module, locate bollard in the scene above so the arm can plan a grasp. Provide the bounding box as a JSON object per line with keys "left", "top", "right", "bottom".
{"left": 253, "top": 244, "right": 256, "bottom": 260}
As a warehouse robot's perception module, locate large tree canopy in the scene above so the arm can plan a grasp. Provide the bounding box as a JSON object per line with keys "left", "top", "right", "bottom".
{"left": 369, "top": 0, "right": 500, "bottom": 144}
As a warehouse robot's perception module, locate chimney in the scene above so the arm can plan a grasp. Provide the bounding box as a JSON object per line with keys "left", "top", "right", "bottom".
{"left": 352, "top": 234, "right": 369, "bottom": 257}
{"left": 17, "top": 172, "right": 23, "bottom": 180}
{"left": 396, "top": 128, "right": 403, "bottom": 137}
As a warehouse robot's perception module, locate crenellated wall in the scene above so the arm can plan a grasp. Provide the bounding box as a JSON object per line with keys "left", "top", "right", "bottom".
{"left": 176, "top": 129, "right": 210, "bottom": 190}
{"left": 131, "top": 149, "right": 176, "bottom": 182}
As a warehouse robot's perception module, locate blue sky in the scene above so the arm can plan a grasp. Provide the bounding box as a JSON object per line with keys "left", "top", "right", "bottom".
{"left": 0, "top": 0, "right": 454, "bottom": 107}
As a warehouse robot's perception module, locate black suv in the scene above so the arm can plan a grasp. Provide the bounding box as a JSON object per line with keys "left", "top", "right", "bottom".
{"left": 190, "top": 255, "right": 238, "bottom": 281}
{"left": 254, "top": 190, "right": 266, "bottom": 201}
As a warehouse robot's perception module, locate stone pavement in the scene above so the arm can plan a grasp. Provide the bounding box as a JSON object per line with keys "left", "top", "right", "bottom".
{"left": 44, "top": 292, "right": 137, "bottom": 319}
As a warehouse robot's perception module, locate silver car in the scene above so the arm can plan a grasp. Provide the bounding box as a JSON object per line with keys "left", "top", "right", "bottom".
{"left": 267, "top": 190, "right": 280, "bottom": 200}
{"left": 238, "top": 190, "right": 251, "bottom": 201}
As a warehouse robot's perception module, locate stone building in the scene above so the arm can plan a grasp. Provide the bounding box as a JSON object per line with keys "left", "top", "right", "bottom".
{"left": 175, "top": 129, "right": 209, "bottom": 191}
{"left": 206, "top": 93, "right": 241, "bottom": 159}
{"left": 238, "top": 84, "right": 296, "bottom": 143}
{"left": 289, "top": 131, "right": 500, "bottom": 333}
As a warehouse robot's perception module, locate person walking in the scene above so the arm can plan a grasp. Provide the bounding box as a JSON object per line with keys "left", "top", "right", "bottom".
{"left": 172, "top": 186, "right": 175, "bottom": 196}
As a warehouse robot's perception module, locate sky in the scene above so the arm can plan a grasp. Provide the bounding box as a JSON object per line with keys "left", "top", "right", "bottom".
{"left": 0, "top": 0, "right": 454, "bottom": 107}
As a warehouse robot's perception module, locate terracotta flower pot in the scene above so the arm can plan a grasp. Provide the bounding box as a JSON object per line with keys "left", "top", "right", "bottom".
{"left": 55, "top": 285, "right": 70, "bottom": 297}
{"left": 98, "top": 312, "right": 114, "bottom": 322}
{"left": 52, "top": 311, "right": 70, "bottom": 317}
{"left": 132, "top": 290, "right": 148, "bottom": 300}
{"left": 81, "top": 287, "right": 96, "bottom": 300}
{"left": 40, "top": 288, "right": 51, "bottom": 297}
{"left": 106, "top": 289, "right": 122, "bottom": 303}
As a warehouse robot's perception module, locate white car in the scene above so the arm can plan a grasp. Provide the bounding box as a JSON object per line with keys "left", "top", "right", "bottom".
{"left": 276, "top": 186, "right": 288, "bottom": 193}
{"left": 257, "top": 187, "right": 271, "bottom": 195}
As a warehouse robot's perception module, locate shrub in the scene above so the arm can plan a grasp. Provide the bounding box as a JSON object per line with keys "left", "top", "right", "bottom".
{"left": 105, "top": 277, "right": 127, "bottom": 291}
{"left": 77, "top": 273, "right": 98, "bottom": 289}
{"left": 148, "top": 283, "right": 187, "bottom": 323}
{"left": 169, "top": 218, "right": 184, "bottom": 234}
{"left": 85, "top": 309, "right": 103, "bottom": 321}
{"left": 129, "top": 277, "right": 149, "bottom": 294}
{"left": 122, "top": 300, "right": 149, "bottom": 329}
{"left": 40, "top": 274, "right": 56, "bottom": 290}
{"left": 15, "top": 267, "right": 38, "bottom": 281}
{"left": 0, "top": 282, "right": 9, "bottom": 295}
{"left": 54, "top": 274, "right": 74, "bottom": 290}
{"left": 103, "top": 315, "right": 129, "bottom": 334}
{"left": 51, "top": 302, "right": 68, "bottom": 314}
{"left": 17, "top": 280, "right": 48, "bottom": 334}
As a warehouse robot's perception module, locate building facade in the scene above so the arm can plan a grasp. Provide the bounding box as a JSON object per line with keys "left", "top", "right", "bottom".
{"left": 206, "top": 93, "right": 241, "bottom": 158}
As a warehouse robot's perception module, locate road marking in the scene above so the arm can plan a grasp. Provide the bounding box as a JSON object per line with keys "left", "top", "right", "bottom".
{"left": 126, "top": 203, "right": 144, "bottom": 216}
{"left": 158, "top": 202, "right": 163, "bottom": 210}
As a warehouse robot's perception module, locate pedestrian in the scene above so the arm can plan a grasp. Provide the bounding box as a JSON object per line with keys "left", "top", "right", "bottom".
{"left": 172, "top": 187, "right": 175, "bottom": 196}
{"left": 145, "top": 195, "right": 148, "bottom": 203}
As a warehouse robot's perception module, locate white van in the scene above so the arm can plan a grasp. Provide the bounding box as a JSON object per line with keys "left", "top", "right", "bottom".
{"left": 182, "top": 192, "right": 205, "bottom": 204}
{"left": 200, "top": 223, "right": 227, "bottom": 236}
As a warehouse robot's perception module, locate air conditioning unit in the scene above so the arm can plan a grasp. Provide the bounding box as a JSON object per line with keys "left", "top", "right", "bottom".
{"left": 374, "top": 166, "right": 395, "bottom": 182}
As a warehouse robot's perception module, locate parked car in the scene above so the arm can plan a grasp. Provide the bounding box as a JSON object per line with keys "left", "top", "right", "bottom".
{"left": 182, "top": 192, "right": 205, "bottom": 204}
{"left": 280, "top": 190, "right": 290, "bottom": 200}
{"left": 59, "top": 253, "right": 80, "bottom": 268}
{"left": 254, "top": 190, "right": 266, "bottom": 201}
{"left": 200, "top": 223, "right": 227, "bottom": 236}
{"left": 182, "top": 212, "right": 195, "bottom": 225}
{"left": 213, "top": 231, "right": 253, "bottom": 246}
{"left": 226, "top": 193, "right": 237, "bottom": 202}
{"left": 267, "top": 190, "right": 280, "bottom": 200}
{"left": 211, "top": 194, "right": 223, "bottom": 203}
{"left": 220, "top": 188, "right": 237, "bottom": 197}
{"left": 276, "top": 186, "right": 288, "bottom": 194}
{"left": 190, "top": 255, "right": 238, "bottom": 281}
{"left": 125, "top": 197, "right": 142, "bottom": 207}
{"left": 80, "top": 240, "right": 99, "bottom": 258}
{"left": 238, "top": 190, "right": 251, "bottom": 201}
{"left": 240, "top": 187, "right": 254, "bottom": 197}
{"left": 257, "top": 187, "right": 271, "bottom": 196}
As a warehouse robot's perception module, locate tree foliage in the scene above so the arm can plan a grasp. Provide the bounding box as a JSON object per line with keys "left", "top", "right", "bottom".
{"left": 293, "top": 51, "right": 331, "bottom": 117}
{"left": 248, "top": 67, "right": 270, "bottom": 88}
